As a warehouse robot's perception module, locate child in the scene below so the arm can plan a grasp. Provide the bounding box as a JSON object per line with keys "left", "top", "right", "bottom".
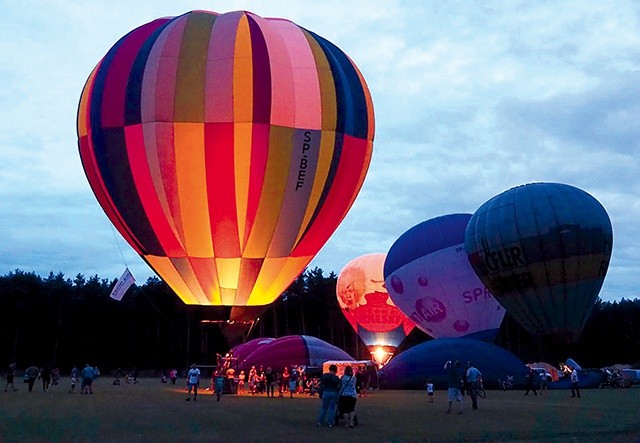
{"left": 426, "top": 379, "right": 434, "bottom": 403}
{"left": 215, "top": 372, "right": 225, "bottom": 402}
{"left": 69, "top": 376, "right": 77, "bottom": 393}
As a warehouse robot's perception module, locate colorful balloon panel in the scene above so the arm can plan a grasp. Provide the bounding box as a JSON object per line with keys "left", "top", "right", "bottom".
{"left": 337, "top": 253, "right": 414, "bottom": 350}
{"left": 77, "top": 11, "right": 375, "bottom": 318}
{"left": 230, "top": 337, "right": 275, "bottom": 364}
{"left": 238, "top": 335, "right": 354, "bottom": 372}
{"left": 464, "top": 183, "right": 613, "bottom": 342}
{"left": 384, "top": 214, "right": 504, "bottom": 340}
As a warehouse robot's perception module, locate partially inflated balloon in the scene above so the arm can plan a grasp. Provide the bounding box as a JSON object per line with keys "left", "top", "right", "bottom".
{"left": 464, "top": 183, "right": 613, "bottom": 343}
{"left": 384, "top": 214, "right": 505, "bottom": 341}
{"left": 337, "top": 253, "right": 414, "bottom": 366}
{"left": 77, "top": 11, "right": 374, "bottom": 324}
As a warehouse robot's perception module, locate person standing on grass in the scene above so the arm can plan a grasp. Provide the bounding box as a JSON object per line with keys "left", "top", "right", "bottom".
{"left": 426, "top": 379, "right": 434, "bottom": 403}
{"left": 338, "top": 365, "right": 358, "bottom": 428}
{"left": 4, "top": 363, "right": 18, "bottom": 391}
{"left": 445, "top": 360, "right": 463, "bottom": 414}
{"left": 186, "top": 363, "right": 200, "bottom": 401}
{"left": 69, "top": 373, "right": 77, "bottom": 393}
{"left": 25, "top": 365, "right": 39, "bottom": 393}
{"left": 81, "top": 363, "right": 95, "bottom": 394}
{"left": 265, "top": 367, "right": 275, "bottom": 397}
{"left": 570, "top": 367, "right": 581, "bottom": 398}
{"left": 524, "top": 367, "right": 538, "bottom": 396}
{"left": 289, "top": 368, "right": 298, "bottom": 398}
{"left": 317, "top": 364, "right": 341, "bottom": 427}
{"left": 465, "top": 362, "right": 482, "bottom": 410}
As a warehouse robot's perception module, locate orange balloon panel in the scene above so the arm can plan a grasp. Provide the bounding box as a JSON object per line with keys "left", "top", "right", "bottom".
{"left": 337, "top": 254, "right": 414, "bottom": 348}
{"left": 77, "top": 11, "right": 374, "bottom": 314}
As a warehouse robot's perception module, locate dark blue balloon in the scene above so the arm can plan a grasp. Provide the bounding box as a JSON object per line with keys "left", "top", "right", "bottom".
{"left": 378, "top": 338, "right": 529, "bottom": 389}
{"left": 464, "top": 183, "right": 613, "bottom": 343}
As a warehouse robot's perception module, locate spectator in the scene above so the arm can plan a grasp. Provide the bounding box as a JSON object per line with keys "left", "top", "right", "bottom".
{"left": 317, "top": 364, "right": 341, "bottom": 427}
{"left": 248, "top": 366, "right": 257, "bottom": 395}
{"left": 265, "top": 367, "right": 275, "bottom": 397}
{"left": 81, "top": 364, "right": 95, "bottom": 394}
{"left": 25, "top": 365, "right": 39, "bottom": 393}
{"left": 215, "top": 370, "right": 225, "bottom": 402}
{"left": 289, "top": 368, "right": 298, "bottom": 398}
{"left": 3, "top": 363, "right": 17, "bottom": 392}
{"left": 40, "top": 365, "right": 52, "bottom": 392}
{"left": 186, "top": 363, "right": 200, "bottom": 401}
{"left": 524, "top": 367, "right": 538, "bottom": 396}
{"left": 338, "top": 365, "right": 358, "bottom": 428}
{"left": 238, "top": 370, "right": 245, "bottom": 394}
{"left": 226, "top": 366, "right": 236, "bottom": 394}
{"left": 570, "top": 367, "right": 581, "bottom": 398}
{"left": 445, "top": 360, "right": 463, "bottom": 414}
{"left": 425, "top": 378, "right": 434, "bottom": 403}
{"left": 465, "top": 361, "right": 482, "bottom": 410}
{"left": 282, "top": 366, "right": 290, "bottom": 394}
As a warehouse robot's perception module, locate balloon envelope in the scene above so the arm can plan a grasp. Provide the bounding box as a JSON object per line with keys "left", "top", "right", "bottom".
{"left": 464, "top": 183, "right": 613, "bottom": 342}
{"left": 230, "top": 337, "right": 275, "bottom": 364}
{"left": 238, "top": 335, "right": 354, "bottom": 372}
{"left": 378, "top": 338, "right": 529, "bottom": 389}
{"left": 77, "top": 10, "right": 375, "bottom": 323}
{"left": 337, "top": 253, "right": 414, "bottom": 361}
{"left": 384, "top": 214, "right": 505, "bottom": 341}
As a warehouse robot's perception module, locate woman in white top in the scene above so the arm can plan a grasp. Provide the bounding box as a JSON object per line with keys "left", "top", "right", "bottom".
{"left": 338, "top": 366, "right": 358, "bottom": 428}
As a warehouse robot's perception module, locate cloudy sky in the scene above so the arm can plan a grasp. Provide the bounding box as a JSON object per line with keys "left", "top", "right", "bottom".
{"left": 1, "top": 1, "right": 638, "bottom": 302}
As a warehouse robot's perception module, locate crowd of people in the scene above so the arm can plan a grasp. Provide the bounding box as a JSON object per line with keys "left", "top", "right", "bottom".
{"left": 2, "top": 362, "right": 102, "bottom": 393}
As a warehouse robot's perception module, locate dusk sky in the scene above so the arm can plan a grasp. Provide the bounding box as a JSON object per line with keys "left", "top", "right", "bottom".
{"left": 1, "top": 1, "right": 638, "bottom": 302}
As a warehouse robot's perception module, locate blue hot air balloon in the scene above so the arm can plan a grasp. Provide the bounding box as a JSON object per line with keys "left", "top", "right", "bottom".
{"left": 378, "top": 338, "right": 529, "bottom": 390}
{"left": 464, "top": 183, "right": 613, "bottom": 343}
{"left": 384, "top": 214, "right": 504, "bottom": 341}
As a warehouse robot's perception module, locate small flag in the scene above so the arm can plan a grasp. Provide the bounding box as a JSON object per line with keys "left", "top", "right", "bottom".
{"left": 110, "top": 267, "right": 136, "bottom": 301}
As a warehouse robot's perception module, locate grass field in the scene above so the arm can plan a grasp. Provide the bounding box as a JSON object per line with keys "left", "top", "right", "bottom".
{"left": 1, "top": 379, "right": 639, "bottom": 442}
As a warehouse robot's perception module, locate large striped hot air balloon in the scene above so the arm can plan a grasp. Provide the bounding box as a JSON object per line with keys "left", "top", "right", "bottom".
{"left": 77, "top": 10, "right": 375, "bottom": 336}
{"left": 464, "top": 183, "right": 613, "bottom": 343}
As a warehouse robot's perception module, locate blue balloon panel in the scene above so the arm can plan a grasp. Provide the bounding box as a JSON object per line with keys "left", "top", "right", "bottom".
{"left": 464, "top": 183, "right": 613, "bottom": 342}
{"left": 378, "top": 338, "right": 529, "bottom": 389}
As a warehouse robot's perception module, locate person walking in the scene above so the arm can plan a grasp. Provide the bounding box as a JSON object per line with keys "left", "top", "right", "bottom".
{"left": 25, "top": 365, "right": 39, "bottom": 393}
{"left": 338, "top": 365, "right": 358, "bottom": 428}
{"left": 570, "top": 367, "right": 581, "bottom": 398}
{"left": 214, "top": 370, "right": 225, "bottom": 402}
{"left": 40, "top": 365, "right": 52, "bottom": 392}
{"left": 316, "top": 364, "right": 341, "bottom": 427}
{"left": 524, "top": 367, "right": 538, "bottom": 396}
{"left": 4, "top": 363, "right": 18, "bottom": 391}
{"left": 465, "top": 361, "right": 482, "bottom": 410}
{"left": 445, "top": 360, "right": 463, "bottom": 414}
{"left": 186, "top": 363, "right": 200, "bottom": 401}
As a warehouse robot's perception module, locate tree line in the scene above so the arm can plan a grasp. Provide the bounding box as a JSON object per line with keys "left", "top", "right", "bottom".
{"left": 0, "top": 268, "right": 638, "bottom": 374}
